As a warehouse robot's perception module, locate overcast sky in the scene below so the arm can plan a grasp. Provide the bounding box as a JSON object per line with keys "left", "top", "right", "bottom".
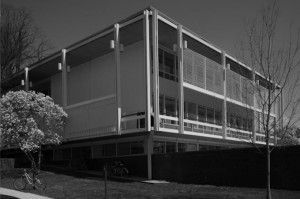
{"left": 4, "top": 0, "right": 300, "bottom": 126}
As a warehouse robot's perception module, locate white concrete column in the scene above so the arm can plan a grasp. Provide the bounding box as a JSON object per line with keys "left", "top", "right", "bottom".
{"left": 152, "top": 10, "right": 159, "bottom": 131}
{"left": 177, "top": 25, "right": 184, "bottom": 134}
{"left": 144, "top": 10, "right": 151, "bottom": 132}
{"left": 24, "top": 67, "right": 29, "bottom": 91}
{"left": 222, "top": 52, "right": 227, "bottom": 139}
{"left": 252, "top": 70, "right": 257, "bottom": 143}
{"left": 114, "top": 24, "right": 122, "bottom": 135}
{"left": 61, "top": 49, "right": 68, "bottom": 107}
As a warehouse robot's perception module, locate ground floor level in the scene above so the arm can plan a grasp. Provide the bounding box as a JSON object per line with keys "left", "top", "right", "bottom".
{"left": 40, "top": 131, "right": 252, "bottom": 179}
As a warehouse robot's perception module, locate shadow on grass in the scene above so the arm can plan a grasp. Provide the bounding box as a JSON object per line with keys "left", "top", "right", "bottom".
{"left": 42, "top": 165, "right": 138, "bottom": 183}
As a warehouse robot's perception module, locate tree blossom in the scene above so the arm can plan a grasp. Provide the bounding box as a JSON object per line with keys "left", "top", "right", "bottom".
{"left": 0, "top": 90, "right": 67, "bottom": 152}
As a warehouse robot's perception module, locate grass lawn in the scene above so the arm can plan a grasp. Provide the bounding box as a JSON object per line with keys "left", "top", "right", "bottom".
{"left": 1, "top": 170, "right": 300, "bottom": 199}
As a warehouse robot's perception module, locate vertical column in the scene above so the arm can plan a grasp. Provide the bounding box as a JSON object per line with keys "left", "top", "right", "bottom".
{"left": 177, "top": 25, "right": 184, "bottom": 134}
{"left": 146, "top": 132, "right": 153, "bottom": 180}
{"left": 252, "top": 70, "right": 256, "bottom": 143}
{"left": 24, "top": 67, "right": 29, "bottom": 91}
{"left": 144, "top": 10, "right": 151, "bottom": 132}
{"left": 274, "top": 88, "right": 282, "bottom": 145}
{"left": 221, "top": 52, "right": 227, "bottom": 139}
{"left": 152, "top": 10, "right": 159, "bottom": 131}
{"left": 280, "top": 91, "right": 284, "bottom": 130}
{"left": 114, "top": 24, "right": 122, "bottom": 135}
{"left": 61, "top": 49, "right": 68, "bottom": 107}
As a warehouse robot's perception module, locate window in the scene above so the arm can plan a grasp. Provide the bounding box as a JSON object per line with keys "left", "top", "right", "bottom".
{"left": 197, "top": 106, "right": 206, "bottom": 122}
{"left": 247, "top": 119, "right": 253, "bottom": 131}
{"left": 159, "top": 95, "right": 165, "bottom": 115}
{"left": 207, "top": 108, "right": 215, "bottom": 124}
{"left": 186, "top": 144, "right": 197, "bottom": 152}
{"left": 159, "top": 48, "right": 178, "bottom": 81}
{"left": 215, "top": 111, "right": 222, "bottom": 125}
{"left": 178, "top": 143, "right": 186, "bottom": 152}
{"left": 187, "top": 102, "right": 197, "bottom": 120}
{"left": 103, "top": 144, "right": 116, "bottom": 157}
{"left": 117, "top": 142, "right": 130, "bottom": 156}
{"left": 131, "top": 142, "right": 144, "bottom": 154}
{"left": 72, "top": 147, "right": 91, "bottom": 159}
{"left": 198, "top": 145, "right": 210, "bottom": 151}
{"left": 62, "top": 148, "right": 71, "bottom": 160}
{"left": 164, "top": 51, "right": 175, "bottom": 75}
{"left": 153, "top": 141, "right": 165, "bottom": 154}
{"left": 166, "top": 142, "right": 176, "bottom": 153}
{"left": 165, "top": 96, "right": 176, "bottom": 117}
{"left": 92, "top": 145, "right": 104, "bottom": 159}
{"left": 236, "top": 116, "right": 242, "bottom": 129}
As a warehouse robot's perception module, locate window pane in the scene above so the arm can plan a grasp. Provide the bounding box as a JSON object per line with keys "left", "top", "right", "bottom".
{"left": 186, "top": 144, "right": 197, "bottom": 151}
{"left": 62, "top": 148, "right": 71, "bottom": 160}
{"left": 117, "top": 142, "right": 130, "bottom": 156}
{"left": 165, "top": 97, "right": 176, "bottom": 117}
{"left": 198, "top": 106, "right": 206, "bottom": 122}
{"left": 166, "top": 142, "right": 176, "bottom": 153}
{"left": 103, "top": 143, "right": 116, "bottom": 157}
{"left": 131, "top": 142, "right": 144, "bottom": 154}
{"left": 187, "top": 102, "right": 197, "bottom": 120}
{"left": 153, "top": 141, "right": 165, "bottom": 154}
{"left": 159, "top": 95, "right": 165, "bottom": 115}
{"left": 207, "top": 108, "right": 215, "bottom": 124}
{"left": 92, "top": 145, "right": 103, "bottom": 158}
{"left": 178, "top": 143, "right": 186, "bottom": 152}
{"left": 215, "top": 111, "right": 222, "bottom": 125}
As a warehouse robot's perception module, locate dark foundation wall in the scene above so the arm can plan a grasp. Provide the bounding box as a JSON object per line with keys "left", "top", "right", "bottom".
{"left": 152, "top": 146, "right": 300, "bottom": 190}
{"left": 86, "top": 155, "right": 147, "bottom": 177}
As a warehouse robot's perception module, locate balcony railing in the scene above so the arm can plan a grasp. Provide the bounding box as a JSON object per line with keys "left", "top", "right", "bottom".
{"left": 121, "top": 112, "right": 146, "bottom": 133}
{"left": 159, "top": 115, "right": 223, "bottom": 138}
{"left": 226, "top": 128, "right": 252, "bottom": 141}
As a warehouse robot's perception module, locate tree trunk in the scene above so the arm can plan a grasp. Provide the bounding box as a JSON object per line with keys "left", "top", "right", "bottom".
{"left": 38, "top": 147, "right": 42, "bottom": 171}
{"left": 266, "top": 136, "right": 271, "bottom": 199}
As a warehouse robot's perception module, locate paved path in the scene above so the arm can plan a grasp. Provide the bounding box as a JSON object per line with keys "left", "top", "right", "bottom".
{"left": 0, "top": 187, "right": 52, "bottom": 199}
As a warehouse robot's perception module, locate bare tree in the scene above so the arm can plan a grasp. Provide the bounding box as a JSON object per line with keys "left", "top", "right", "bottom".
{"left": 0, "top": 4, "right": 51, "bottom": 88}
{"left": 240, "top": 0, "right": 300, "bottom": 198}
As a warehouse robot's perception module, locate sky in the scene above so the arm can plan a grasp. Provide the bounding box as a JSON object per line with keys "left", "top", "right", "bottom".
{"left": 4, "top": 0, "right": 300, "bottom": 126}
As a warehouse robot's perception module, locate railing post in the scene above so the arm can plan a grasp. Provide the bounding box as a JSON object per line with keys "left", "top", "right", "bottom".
{"left": 61, "top": 49, "right": 68, "bottom": 107}
{"left": 144, "top": 10, "right": 151, "bottom": 132}
{"left": 152, "top": 10, "right": 159, "bottom": 131}
{"left": 177, "top": 25, "right": 184, "bottom": 134}
{"left": 222, "top": 52, "right": 227, "bottom": 139}
{"left": 114, "top": 23, "right": 122, "bottom": 135}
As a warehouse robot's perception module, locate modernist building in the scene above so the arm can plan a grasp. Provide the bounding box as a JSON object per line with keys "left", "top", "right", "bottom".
{"left": 1, "top": 7, "right": 281, "bottom": 179}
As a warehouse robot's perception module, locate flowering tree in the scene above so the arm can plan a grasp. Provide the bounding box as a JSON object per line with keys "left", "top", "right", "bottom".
{"left": 0, "top": 90, "right": 67, "bottom": 170}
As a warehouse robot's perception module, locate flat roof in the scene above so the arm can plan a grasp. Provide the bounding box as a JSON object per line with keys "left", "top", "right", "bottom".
{"left": 1, "top": 6, "right": 276, "bottom": 89}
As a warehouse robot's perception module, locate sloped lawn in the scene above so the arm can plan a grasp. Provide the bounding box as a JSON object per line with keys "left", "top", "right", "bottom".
{"left": 1, "top": 170, "right": 300, "bottom": 199}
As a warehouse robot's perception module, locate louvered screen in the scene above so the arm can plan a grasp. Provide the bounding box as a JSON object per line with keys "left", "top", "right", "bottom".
{"left": 232, "top": 71, "right": 241, "bottom": 101}
{"left": 226, "top": 70, "right": 233, "bottom": 99}
{"left": 183, "top": 49, "right": 194, "bottom": 84}
{"left": 214, "top": 65, "right": 224, "bottom": 94}
{"left": 194, "top": 53, "right": 205, "bottom": 88}
{"left": 206, "top": 60, "right": 214, "bottom": 92}
{"left": 241, "top": 76, "right": 254, "bottom": 106}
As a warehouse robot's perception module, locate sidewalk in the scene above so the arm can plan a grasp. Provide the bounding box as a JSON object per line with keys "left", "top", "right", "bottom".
{"left": 0, "top": 187, "right": 52, "bottom": 199}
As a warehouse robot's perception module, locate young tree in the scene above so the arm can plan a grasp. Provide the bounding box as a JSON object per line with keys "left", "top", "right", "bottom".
{"left": 0, "top": 90, "right": 67, "bottom": 172}
{"left": 0, "top": 4, "right": 51, "bottom": 91}
{"left": 240, "top": 0, "right": 300, "bottom": 198}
